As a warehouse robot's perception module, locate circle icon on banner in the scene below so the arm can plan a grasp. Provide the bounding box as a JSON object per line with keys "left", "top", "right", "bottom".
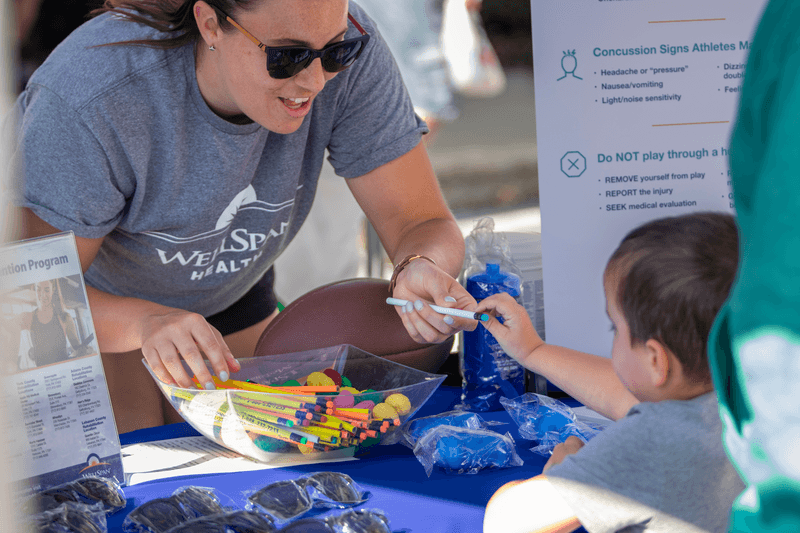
{"left": 561, "top": 151, "right": 586, "bottom": 177}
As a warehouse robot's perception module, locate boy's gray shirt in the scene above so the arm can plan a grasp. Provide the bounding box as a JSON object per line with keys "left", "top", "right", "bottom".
{"left": 547, "top": 393, "right": 745, "bottom": 533}
{"left": 7, "top": 3, "right": 424, "bottom": 317}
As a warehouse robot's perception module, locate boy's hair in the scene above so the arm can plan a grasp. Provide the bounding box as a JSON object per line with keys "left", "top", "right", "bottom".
{"left": 604, "top": 212, "right": 739, "bottom": 384}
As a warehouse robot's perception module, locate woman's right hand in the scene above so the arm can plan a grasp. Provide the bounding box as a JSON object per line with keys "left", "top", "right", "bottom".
{"left": 476, "top": 292, "right": 544, "bottom": 363}
{"left": 140, "top": 309, "right": 240, "bottom": 389}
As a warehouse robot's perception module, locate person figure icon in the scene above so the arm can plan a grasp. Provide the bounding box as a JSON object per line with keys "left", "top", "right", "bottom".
{"left": 558, "top": 50, "right": 582, "bottom": 81}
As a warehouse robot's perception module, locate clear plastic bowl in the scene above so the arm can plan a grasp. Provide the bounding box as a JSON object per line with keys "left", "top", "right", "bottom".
{"left": 145, "top": 345, "right": 446, "bottom": 464}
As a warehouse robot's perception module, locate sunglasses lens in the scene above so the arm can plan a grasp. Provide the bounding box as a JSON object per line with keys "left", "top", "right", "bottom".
{"left": 267, "top": 36, "right": 367, "bottom": 79}
{"left": 276, "top": 518, "right": 334, "bottom": 533}
{"left": 25, "top": 487, "right": 80, "bottom": 514}
{"left": 127, "top": 497, "right": 190, "bottom": 533}
{"left": 33, "top": 503, "right": 104, "bottom": 533}
{"left": 331, "top": 509, "right": 391, "bottom": 533}
{"left": 321, "top": 39, "right": 365, "bottom": 73}
{"left": 172, "top": 486, "right": 224, "bottom": 518}
{"left": 268, "top": 49, "right": 313, "bottom": 79}
{"left": 69, "top": 477, "right": 127, "bottom": 513}
{"left": 224, "top": 509, "right": 277, "bottom": 533}
{"left": 165, "top": 519, "right": 228, "bottom": 533}
{"left": 249, "top": 480, "right": 312, "bottom": 521}
{"left": 304, "top": 472, "right": 360, "bottom": 503}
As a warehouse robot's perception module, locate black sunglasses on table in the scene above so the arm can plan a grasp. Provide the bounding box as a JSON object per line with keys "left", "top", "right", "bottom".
{"left": 220, "top": 9, "right": 370, "bottom": 79}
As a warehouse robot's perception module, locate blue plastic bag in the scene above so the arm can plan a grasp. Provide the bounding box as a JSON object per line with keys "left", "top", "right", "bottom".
{"left": 500, "top": 394, "right": 604, "bottom": 457}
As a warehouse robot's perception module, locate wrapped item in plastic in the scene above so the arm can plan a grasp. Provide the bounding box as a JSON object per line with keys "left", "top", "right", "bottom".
{"left": 402, "top": 410, "right": 494, "bottom": 447}
{"left": 163, "top": 509, "right": 277, "bottom": 533}
{"left": 271, "top": 510, "right": 394, "bottom": 533}
{"left": 413, "top": 425, "right": 523, "bottom": 476}
{"left": 30, "top": 501, "right": 108, "bottom": 533}
{"left": 246, "top": 472, "right": 370, "bottom": 524}
{"left": 460, "top": 217, "right": 526, "bottom": 412}
{"left": 500, "top": 394, "right": 603, "bottom": 456}
{"left": 123, "top": 497, "right": 190, "bottom": 533}
{"left": 299, "top": 472, "right": 371, "bottom": 509}
{"left": 274, "top": 517, "right": 335, "bottom": 533}
{"left": 123, "top": 485, "right": 236, "bottom": 533}
{"left": 170, "top": 486, "right": 232, "bottom": 519}
{"left": 246, "top": 479, "right": 313, "bottom": 523}
{"left": 24, "top": 476, "right": 127, "bottom": 516}
{"left": 325, "top": 509, "right": 392, "bottom": 533}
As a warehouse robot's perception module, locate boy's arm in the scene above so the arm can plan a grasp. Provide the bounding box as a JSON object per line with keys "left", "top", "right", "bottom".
{"left": 478, "top": 293, "right": 638, "bottom": 420}
{"left": 484, "top": 475, "right": 581, "bottom": 533}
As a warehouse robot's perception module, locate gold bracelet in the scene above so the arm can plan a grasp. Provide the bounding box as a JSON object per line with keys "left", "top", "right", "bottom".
{"left": 388, "top": 254, "right": 436, "bottom": 294}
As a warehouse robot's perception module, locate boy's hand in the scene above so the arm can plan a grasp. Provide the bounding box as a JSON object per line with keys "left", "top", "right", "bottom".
{"left": 476, "top": 293, "right": 544, "bottom": 362}
{"left": 543, "top": 436, "right": 585, "bottom": 472}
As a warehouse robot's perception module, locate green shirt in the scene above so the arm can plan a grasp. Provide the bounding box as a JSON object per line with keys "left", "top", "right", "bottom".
{"left": 709, "top": 0, "right": 800, "bottom": 530}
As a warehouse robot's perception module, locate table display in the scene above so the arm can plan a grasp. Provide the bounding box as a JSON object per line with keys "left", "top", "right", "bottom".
{"left": 107, "top": 386, "right": 561, "bottom": 533}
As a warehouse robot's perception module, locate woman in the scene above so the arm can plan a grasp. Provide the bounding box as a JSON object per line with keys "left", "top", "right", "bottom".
{"left": 3, "top": 279, "right": 85, "bottom": 369}
{"left": 9, "top": 0, "right": 476, "bottom": 432}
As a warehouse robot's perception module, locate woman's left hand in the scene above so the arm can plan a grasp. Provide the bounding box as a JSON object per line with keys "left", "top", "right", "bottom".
{"left": 392, "top": 257, "right": 478, "bottom": 344}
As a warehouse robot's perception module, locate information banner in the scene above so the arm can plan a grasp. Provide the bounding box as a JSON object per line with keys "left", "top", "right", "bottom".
{"left": 530, "top": 0, "right": 768, "bottom": 357}
{"left": 0, "top": 232, "right": 122, "bottom": 496}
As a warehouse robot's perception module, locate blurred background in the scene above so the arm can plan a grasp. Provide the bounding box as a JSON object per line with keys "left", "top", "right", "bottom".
{"left": 429, "top": 0, "right": 538, "bottom": 237}
{"left": 432, "top": 0, "right": 537, "bottom": 224}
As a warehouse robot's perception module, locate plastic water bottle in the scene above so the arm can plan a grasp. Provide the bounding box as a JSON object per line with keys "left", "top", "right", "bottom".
{"left": 461, "top": 263, "right": 525, "bottom": 411}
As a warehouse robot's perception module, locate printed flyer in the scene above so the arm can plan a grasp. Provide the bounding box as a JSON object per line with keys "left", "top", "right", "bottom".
{"left": 530, "top": 0, "right": 769, "bottom": 356}
{"left": 0, "top": 232, "right": 122, "bottom": 496}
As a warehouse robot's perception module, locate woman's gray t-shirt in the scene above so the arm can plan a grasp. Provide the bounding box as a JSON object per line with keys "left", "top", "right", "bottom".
{"left": 7, "top": 2, "right": 425, "bottom": 317}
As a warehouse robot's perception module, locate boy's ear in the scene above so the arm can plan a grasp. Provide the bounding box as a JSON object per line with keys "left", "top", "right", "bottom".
{"left": 643, "top": 338, "right": 670, "bottom": 388}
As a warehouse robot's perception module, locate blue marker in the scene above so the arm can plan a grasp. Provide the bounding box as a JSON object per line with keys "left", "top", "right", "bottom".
{"left": 386, "top": 297, "right": 489, "bottom": 321}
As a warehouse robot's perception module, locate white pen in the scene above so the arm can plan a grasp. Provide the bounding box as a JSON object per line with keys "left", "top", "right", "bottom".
{"left": 386, "top": 297, "right": 489, "bottom": 321}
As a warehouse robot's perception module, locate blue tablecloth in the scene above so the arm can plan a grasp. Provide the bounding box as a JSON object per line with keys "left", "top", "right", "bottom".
{"left": 107, "top": 386, "right": 580, "bottom": 533}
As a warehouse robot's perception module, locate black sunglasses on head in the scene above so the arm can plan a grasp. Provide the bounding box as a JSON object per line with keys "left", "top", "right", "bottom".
{"left": 221, "top": 11, "right": 370, "bottom": 79}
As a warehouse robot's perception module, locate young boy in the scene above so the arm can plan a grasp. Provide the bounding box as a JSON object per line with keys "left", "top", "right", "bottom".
{"left": 481, "top": 212, "right": 745, "bottom": 533}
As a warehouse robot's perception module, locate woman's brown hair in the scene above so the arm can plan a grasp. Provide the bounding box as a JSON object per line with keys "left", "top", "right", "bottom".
{"left": 90, "top": 0, "right": 259, "bottom": 48}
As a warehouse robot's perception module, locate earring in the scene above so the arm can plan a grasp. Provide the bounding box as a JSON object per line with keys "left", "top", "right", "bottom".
{"left": 209, "top": 45, "right": 216, "bottom": 51}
